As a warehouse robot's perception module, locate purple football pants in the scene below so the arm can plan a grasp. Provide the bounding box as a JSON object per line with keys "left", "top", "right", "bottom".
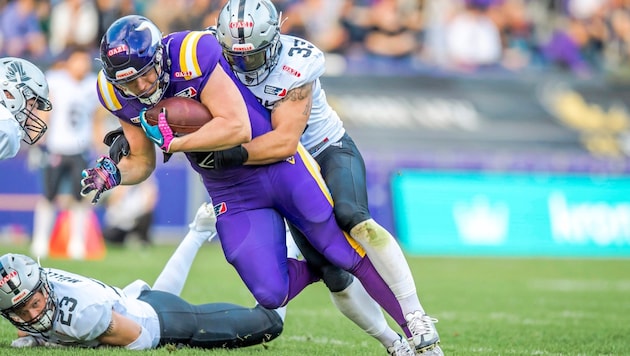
{"left": 195, "top": 146, "right": 405, "bottom": 327}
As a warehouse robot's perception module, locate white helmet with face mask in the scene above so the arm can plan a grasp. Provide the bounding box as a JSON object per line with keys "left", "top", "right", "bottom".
{"left": 0, "top": 253, "right": 57, "bottom": 334}
{"left": 216, "top": 0, "right": 282, "bottom": 86}
{"left": 0, "top": 58, "right": 51, "bottom": 144}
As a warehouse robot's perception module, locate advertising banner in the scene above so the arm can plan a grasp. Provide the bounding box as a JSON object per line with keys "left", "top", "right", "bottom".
{"left": 392, "top": 170, "right": 630, "bottom": 257}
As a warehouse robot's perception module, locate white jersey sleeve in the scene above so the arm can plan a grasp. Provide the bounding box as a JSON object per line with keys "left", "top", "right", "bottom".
{"left": 246, "top": 35, "right": 345, "bottom": 156}
{"left": 276, "top": 35, "right": 325, "bottom": 90}
{"left": 0, "top": 105, "right": 22, "bottom": 160}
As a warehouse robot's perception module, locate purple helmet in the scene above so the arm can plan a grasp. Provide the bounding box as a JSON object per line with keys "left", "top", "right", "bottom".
{"left": 99, "top": 15, "right": 169, "bottom": 105}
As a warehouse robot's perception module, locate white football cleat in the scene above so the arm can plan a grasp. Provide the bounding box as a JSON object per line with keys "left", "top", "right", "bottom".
{"left": 405, "top": 312, "right": 442, "bottom": 355}
{"left": 387, "top": 335, "right": 415, "bottom": 356}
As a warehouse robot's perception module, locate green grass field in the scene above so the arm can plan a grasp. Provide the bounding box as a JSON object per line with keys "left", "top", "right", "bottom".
{"left": 0, "top": 242, "right": 628, "bottom": 355}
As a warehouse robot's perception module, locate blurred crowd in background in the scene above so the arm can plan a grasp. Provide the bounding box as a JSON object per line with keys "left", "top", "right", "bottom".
{"left": 3, "top": 0, "right": 630, "bottom": 78}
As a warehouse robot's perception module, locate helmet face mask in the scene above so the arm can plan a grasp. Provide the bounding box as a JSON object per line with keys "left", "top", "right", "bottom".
{"left": 216, "top": 0, "right": 282, "bottom": 86}
{"left": 0, "top": 58, "right": 51, "bottom": 144}
{"left": 100, "top": 15, "right": 169, "bottom": 105}
{"left": 224, "top": 43, "right": 273, "bottom": 73}
{"left": 0, "top": 254, "right": 56, "bottom": 334}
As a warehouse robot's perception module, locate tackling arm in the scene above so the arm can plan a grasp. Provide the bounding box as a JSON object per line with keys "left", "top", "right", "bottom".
{"left": 166, "top": 64, "right": 252, "bottom": 153}
{"left": 242, "top": 82, "right": 314, "bottom": 165}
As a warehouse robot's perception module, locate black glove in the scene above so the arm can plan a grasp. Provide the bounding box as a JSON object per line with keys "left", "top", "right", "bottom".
{"left": 103, "top": 127, "right": 129, "bottom": 164}
{"left": 191, "top": 145, "right": 249, "bottom": 169}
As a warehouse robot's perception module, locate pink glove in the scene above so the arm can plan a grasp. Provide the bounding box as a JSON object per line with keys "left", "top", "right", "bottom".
{"left": 139, "top": 107, "right": 175, "bottom": 152}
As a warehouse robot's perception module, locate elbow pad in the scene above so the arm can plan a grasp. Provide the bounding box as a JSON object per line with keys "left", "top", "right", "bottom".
{"left": 125, "top": 326, "right": 152, "bottom": 350}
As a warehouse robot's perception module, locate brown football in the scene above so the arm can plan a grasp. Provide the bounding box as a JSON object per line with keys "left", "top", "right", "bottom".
{"left": 144, "top": 97, "right": 213, "bottom": 134}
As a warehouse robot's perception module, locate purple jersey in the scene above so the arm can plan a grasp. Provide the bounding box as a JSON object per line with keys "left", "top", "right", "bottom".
{"left": 96, "top": 30, "right": 406, "bottom": 327}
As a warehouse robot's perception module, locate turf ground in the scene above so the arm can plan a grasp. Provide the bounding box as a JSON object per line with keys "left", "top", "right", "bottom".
{"left": 0, "top": 242, "right": 628, "bottom": 355}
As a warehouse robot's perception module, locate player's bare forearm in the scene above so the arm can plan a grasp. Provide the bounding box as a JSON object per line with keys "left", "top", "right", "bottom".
{"left": 97, "top": 311, "right": 143, "bottom": 347}
{"left": 169, "top": 115, "right": 251, "bottom": 152}
{"left": 243, "top": 83, "right": 313, "bottom": 165}
{"left": 168, "top": 64, "right": 253, "bottom": 153}
{"left": 117, "top": 121, "right": 156, "bottom": 185}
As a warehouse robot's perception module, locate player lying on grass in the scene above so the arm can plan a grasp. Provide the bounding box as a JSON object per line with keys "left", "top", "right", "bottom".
{"left": 1, "top": 201, "right": 284, "bottom": 349}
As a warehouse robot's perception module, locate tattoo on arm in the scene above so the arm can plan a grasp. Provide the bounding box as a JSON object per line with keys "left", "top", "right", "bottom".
{"left": 272, "top": 82, "right": 313, "bottom": 116}
{"left": 104, "top": 319, "right": 115, "bottom": 336}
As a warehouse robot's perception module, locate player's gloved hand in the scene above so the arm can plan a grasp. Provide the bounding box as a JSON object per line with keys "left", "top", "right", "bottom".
{"left": 139, "top": 107, "right": 174, "bottom": 152}
{"left": 11, "top": 335, "right": 62, "bottom": 348}
{"left": 81, "top": 156, "right": 121, "bottom": 204}
{"left": 191, "top": 145, "right": 249, "bottom": 169}
{"left": 189, "top": 198, "right": 217, "bottom": 234}
{"left": 11, "top": 335, "right": 47, "bottom": 348}
{"left": 103, "top": 127, "right": 130, "bottom": 164}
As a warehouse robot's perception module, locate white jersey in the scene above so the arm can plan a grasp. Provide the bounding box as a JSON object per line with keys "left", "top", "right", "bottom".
{"left": 44, "top": 69, "right": 98, "bottom": 155}
{"left": 246, "top": 35, "right": 345, "bottom": 157}
{"left": 31, "top": 268, "right": 160, "bottom": 348}
{"left": 0, "top": 104, "right": 22, "bottom": 160}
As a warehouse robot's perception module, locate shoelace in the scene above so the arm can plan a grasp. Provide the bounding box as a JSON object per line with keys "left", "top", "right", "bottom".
{"left": 408, "top": 315, "right": 439, "bottom": 340}
{"left": 388, "top": 339, "right": 414, "bottom": 356}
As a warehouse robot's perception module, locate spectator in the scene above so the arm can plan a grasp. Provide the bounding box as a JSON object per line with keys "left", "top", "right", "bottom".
{"left": 604, "top": 5, "right": 630, "bottom": 73}
{"left": 169, "top": 0, "right": 222, "bottom": 31}
{"left": 541, "top": 18, "right": 593, "bottom": 75}
{"left": 282, "top": 0, "right": 350, "bottom": 54}
{"left": 30, "top": 47, "right": 101, "bottom": 259}
{"left": 48, "top": 0, "right": 99, "bottom": 57}
{"left": 444, "top": 0, "right": 504, "bottom": 71}
{"left": 361, "top": 0, "right": 424, "bottom": 69}
{"left": 96, "top": 0, "right": 137, "bottom": 42}
{"left": 144, "top": 0, "right": 185, "bottom": 35}
{"left": 0, "top": 0, "right": 48, "bottom": 60}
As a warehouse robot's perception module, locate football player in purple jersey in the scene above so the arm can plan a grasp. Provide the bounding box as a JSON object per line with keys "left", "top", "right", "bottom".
{"left": 81, "top": 14, "right": 416, "bottom": 353}
{"left": 211, "top": 1, "right": 443, "bottom": 355}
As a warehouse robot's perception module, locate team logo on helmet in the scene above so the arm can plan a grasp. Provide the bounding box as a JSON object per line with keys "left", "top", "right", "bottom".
{"left": 5, "top": 62, "right": 29, "bottom": 83}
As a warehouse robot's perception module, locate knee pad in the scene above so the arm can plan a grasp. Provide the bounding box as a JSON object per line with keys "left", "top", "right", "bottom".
{"left": 321, "top": 265, "right": 354, "bottom": 292}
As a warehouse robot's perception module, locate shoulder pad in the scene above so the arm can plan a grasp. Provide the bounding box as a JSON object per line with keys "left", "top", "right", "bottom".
{"left": 96, "top": 71, "right": 123, "bottom": 112}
